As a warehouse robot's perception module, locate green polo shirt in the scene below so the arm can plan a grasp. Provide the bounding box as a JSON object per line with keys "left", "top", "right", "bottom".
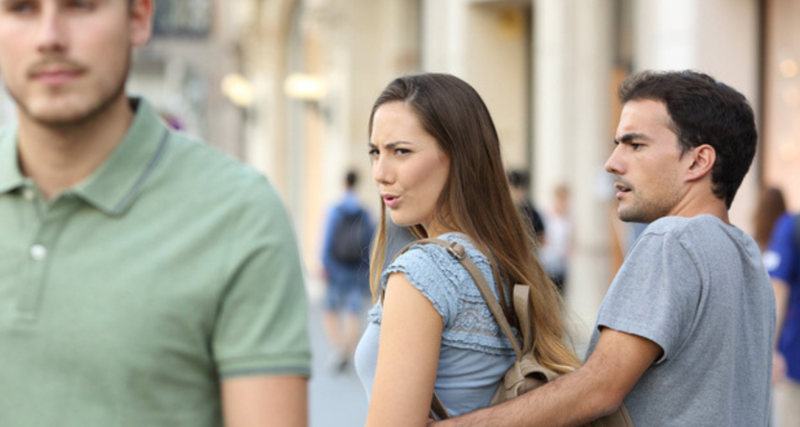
{"left": 0, "top": 98, "right": 311, "bottom": 427}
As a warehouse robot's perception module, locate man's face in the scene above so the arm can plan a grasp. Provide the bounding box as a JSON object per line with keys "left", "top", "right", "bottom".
{"left": 0, "top": 0, "right": 152, "bottom": 127}
{"left": 605, "top": 99, "right": 693, "bottom": 223}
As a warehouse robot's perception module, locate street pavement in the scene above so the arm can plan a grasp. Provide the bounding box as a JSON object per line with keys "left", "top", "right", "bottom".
{"left": 308, "top": 278, "right": 369, "bottom": 427}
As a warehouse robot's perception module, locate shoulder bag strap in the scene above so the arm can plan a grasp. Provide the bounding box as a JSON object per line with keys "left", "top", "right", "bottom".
{"left": 512, "top": 284, "right": 534, "bottom": 354}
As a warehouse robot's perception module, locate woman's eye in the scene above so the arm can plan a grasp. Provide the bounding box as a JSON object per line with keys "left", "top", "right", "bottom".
{"left": 68, "top": 1, "right": 95, "bottom": 10}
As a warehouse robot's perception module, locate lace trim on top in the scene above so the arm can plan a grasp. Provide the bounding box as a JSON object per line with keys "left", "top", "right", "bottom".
{"left": 368, "top": 233, "right": 516, "bottom": 356}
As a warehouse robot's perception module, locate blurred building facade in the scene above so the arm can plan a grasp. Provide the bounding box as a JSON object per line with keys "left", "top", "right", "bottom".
{"left": 226, "top": 0, "right": 788, "bottom": 334}
{"left": 0, "top": 0, "right": 798, "bottom": 334}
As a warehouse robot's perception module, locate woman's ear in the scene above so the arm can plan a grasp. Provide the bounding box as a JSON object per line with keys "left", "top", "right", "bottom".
{"left": 686, "top": 144, "right": 716, "bottom": 182}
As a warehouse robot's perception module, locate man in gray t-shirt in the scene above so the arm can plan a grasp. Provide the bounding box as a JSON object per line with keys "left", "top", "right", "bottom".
{"left": 587, "top": 215, "right": 774, "bottom": 425}
{"left": 434, "top": 71, "right": 775, "bottom": 427}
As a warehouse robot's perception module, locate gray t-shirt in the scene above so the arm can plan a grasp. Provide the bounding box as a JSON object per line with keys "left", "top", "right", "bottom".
{"left": 587, "top": 215, "right": 775, "bottom": 426}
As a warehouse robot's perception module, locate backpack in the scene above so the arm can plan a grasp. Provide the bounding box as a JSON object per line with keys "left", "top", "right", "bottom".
{"left": 385, "top": 238, "right": 633, "bottom": 426}
{"left": 330, "top": 208, "right": 370, "bottom": 265}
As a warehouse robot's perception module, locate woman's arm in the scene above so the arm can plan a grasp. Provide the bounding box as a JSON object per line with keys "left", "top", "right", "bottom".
{"left": 365, "top": 272, "right": 444, "bottom": 427}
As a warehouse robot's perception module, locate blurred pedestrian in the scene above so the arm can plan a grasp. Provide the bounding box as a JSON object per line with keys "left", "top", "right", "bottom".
{"left": 355, "top": 73, "right": 577, "bottom": 426}
{"left": 539, "top": 184, "right": 572, "bottom": 293}
{"left": 321, "top": 170, "right": 374, "bottom": 372}
{"left": 433, "top": 71, "right": 774, "bottom": 427}
{"left": 762, "top": 191, "right": 800, "bottom": 427}
{"left": 754, "top": 187, "right": 788, "bottom": 252}
{"left": 0, "top": 2, "right": 309, "bottom": 427}
{"left": 508, "top": 169, "right": 546, "bottom": 245}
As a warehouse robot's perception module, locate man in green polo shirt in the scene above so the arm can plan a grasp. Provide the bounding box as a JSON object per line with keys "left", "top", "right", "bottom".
{"left": 0, "top": 1, "right": 310, "bottom": 426}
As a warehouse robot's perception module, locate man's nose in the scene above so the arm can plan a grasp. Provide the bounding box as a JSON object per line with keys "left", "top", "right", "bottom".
{"left": 36, "top": 6, "right": 68, "bottom": 54}
{"left": 605, "top": 145, "right": 624, "bottom": 175}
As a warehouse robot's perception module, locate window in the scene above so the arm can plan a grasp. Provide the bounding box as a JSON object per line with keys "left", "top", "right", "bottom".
{"left": 153, "top": 0, "right": 213, "bottom": 37}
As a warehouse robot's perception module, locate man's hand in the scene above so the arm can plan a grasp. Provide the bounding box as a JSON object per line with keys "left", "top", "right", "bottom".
{"left": 431, "top": 328, "right": 661, "bottom": 427}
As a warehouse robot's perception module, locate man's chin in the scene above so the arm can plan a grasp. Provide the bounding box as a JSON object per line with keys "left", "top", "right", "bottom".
{"left": 617, "top": 207, "right": 644, "bottom": 223}
{"left": 22, "top": 99, "right": 107, "bottom": 128}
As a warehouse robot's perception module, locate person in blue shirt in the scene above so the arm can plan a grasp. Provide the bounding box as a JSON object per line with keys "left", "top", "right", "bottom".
{"left": 321, "top": 170, "right": 374, "bottom": 371}
{"left": 765, "top": 211, "right": 800, "bottom": 427}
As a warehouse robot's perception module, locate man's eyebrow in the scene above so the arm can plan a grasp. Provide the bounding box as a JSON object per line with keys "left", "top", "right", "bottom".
{"left": 614, "top": 132, "right": 647, "bottom": 145}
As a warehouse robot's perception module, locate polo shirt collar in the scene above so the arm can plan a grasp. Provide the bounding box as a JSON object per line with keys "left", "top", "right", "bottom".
{"left": 73, "top": 97, "right": 170, "bottom": 216}
{"left": 0, "top": 128, "right": 24, "bottom": 195}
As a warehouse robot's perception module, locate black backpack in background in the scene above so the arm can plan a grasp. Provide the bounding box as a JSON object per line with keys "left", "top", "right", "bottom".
{"left": 331, "top": 209, "right": 370, "bottom": 265}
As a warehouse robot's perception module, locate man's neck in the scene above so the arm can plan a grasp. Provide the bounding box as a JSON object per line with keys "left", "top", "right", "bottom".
{"left": 16, "top": 96, "right": 134, "bottom": 200}
{"left": 668, "top": 187, "right": 731, "bottom": 225}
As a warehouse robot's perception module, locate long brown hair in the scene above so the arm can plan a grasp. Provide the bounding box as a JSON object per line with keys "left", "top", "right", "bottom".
{"left": 753, "top": 187, "right": 786, "bottom": 252}
{"left": 367, "top": 73, "right": 581, "bottom": 373}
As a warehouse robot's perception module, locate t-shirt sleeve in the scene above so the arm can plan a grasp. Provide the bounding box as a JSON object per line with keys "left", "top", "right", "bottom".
{"left": 381, "top": 244, "right": 461, "bottom": 328}
{"left": 596, "top": 232, "right": 702, "bottom": 364}
{"left": 765, "top": 214, "right": 797, "bottom": 284}
{"left": 213, "top": 176, "right": 311, "bottom": 379}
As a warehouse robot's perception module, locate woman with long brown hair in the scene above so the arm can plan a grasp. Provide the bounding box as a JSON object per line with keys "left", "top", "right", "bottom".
{"left": 353, "top": 73, "right": 580, "bottom": 426}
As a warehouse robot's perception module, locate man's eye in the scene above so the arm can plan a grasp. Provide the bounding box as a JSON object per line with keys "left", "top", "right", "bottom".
{"left": 5, "top": 1, "right": 34, "bottom": 13}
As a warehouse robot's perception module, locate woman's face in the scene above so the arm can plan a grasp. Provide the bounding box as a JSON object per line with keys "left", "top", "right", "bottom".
{"left": 369, "top": 101, "right": 450, "bottom": 236}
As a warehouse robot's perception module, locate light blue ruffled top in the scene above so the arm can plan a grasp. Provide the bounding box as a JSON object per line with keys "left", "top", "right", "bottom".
{"left": 354, "top": 233, "right": 517, "bottom": 416}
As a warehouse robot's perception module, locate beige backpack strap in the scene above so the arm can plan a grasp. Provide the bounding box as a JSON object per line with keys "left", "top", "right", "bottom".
{"left": 430, "top": 393, "right": 450, "bottom": 420}
{"left": 512, "top": 284, "right": 534, "bottom": 353}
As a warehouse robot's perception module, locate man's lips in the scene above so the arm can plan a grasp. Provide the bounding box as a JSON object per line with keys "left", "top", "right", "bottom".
{"left": 31, "top": 70, "right": 83, "bottom": 86}
{"left": 29, "top": 63, "right": 85, "bottom": 86}
{"left": 614, "top": 183, "right": 632, "bottom": 198}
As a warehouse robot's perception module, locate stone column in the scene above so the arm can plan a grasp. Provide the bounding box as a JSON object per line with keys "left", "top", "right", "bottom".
{"left": 633, "top": 0, "right": 760, "bottom": 232}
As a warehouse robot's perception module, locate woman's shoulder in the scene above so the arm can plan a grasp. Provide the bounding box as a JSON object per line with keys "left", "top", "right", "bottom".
{"left": 397, "top": 232, "right": 488, "bottom": 261}
{"left": 385, "top": 233, "right": 490, "bottom": 281}
{"left": 372, "top": 234, "right": 488, "bottom": 323}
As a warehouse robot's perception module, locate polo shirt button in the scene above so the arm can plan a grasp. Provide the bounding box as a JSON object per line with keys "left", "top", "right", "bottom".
{"left": 30, "top": 244, "right": 47, "bottom": 261}
{"left": 22, "top": 188, "right": 35, "bottom": 201}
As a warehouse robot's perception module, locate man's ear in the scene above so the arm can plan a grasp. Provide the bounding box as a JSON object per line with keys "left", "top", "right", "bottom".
{"left": 685, "top": 144, "right": 716, "bottom": 182}
{"left": 130, "top": 0, "right": 154, "bottom": 48}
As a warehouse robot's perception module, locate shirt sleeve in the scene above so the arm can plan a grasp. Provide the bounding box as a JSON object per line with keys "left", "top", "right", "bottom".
{"left": 381, "top": 244, "right": 462, "bottom": 328}
{"left": 765, "top": 214, "right": 797, "bottom": 284}
{"left": 596, "top": 231, "right": 703, "bottom": 364}
{"left": 213, "top": 176, "right": 311, "bottom": 379}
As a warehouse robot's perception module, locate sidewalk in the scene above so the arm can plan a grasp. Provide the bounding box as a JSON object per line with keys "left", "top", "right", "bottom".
{"left": 307, "top": 276, "right": 369, "bottom": 427}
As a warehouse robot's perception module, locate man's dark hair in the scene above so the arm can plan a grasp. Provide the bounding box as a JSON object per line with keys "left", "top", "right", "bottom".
{"left": 618, "top": 70, "right": 757, "bottom": 208}
{"left": 507, "top": 170, "right": 530, "bottom": 189}
{"left": 345, "top": 170, "right": 358, "bottom": 189}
